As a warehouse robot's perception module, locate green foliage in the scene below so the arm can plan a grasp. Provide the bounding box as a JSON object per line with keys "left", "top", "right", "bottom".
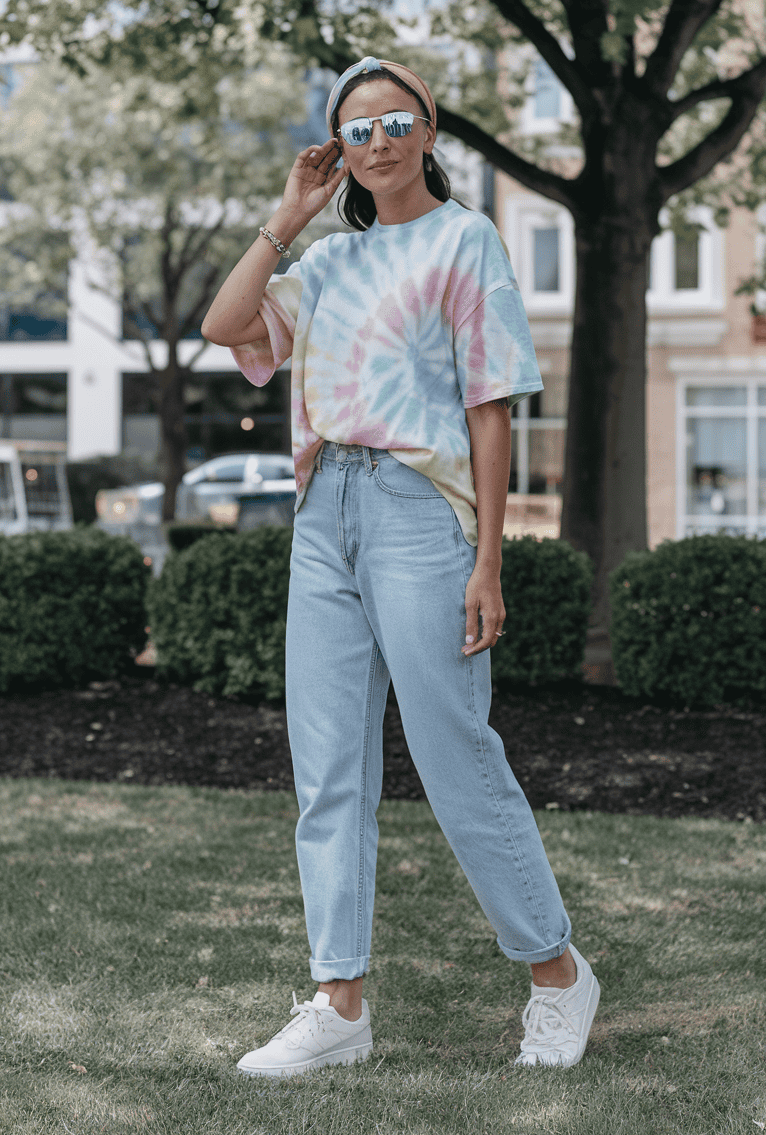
{"left": 149, "top": 530, "right": 591, "bottom": 702}
{"left": 0, "top": 527, "right": 149, "bottom": 693}
{"left": 165, "top": 522, "right": 237, "bottom": 552}
{"left": 0, "top": 226, "right": 70, "bottom": 324}
{"left": 148, "top": 526, "right": 293, "bottom": 702}
{"left": 492, "top": 535, "right": 593, "bottom": 687}
{"left": 610, "top": 533, "right": 766, "bottom": 707}
{"left": 0, "top": 0, "right": 245, "bottom": 85}
{"left": 0, "top": 51, "right": 345, "bottom": 362}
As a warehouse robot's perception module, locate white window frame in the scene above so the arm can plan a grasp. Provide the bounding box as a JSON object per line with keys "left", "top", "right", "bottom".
{"left": 647, "top": 206, "right": 724, "bottom": 313}
{"left": 519, "top": 52, "right": 577, "bottom": 136}
{"left": 504, "top": 198, "right": 575, "bottom": 314}
{"left": 511, "top": 393, "right": 566, "bottom": 495}
{"left": 674, "top": 365, "right": 766, "bottom": 539}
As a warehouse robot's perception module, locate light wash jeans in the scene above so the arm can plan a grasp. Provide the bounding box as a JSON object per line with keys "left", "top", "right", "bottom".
{"left": 285, "top": 442, "right": 572, "bottom": 982}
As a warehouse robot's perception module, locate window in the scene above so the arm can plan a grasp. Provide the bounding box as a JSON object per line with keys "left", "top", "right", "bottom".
{"left": 0, "top": 374, "right": 67, "bottom": 443}
{"left": 195, "top": 457, "right": 249, "bottom": 483}
{"left": 678, "top": 380, "right": 766, "bottom": 537}
{"left": 534, "top": 59, "right": 560, "bottom": 119}
{"left": 647, "top": 208, "right": 722, "bottom": 311}
{"left": 122, "top": 370, "right": 290, "bottom": 461}
{"left": 674, "top": 230, "right": 700, "bottom": 290}
{"left": 510, "top": 377, "right": 567, "bottom": 496}
{"left": 533, "top": 228, "right": 560, "bottom": 292}
{"left": 249, "top": 457, "right": 294, "bottom": 481}
{"left": 0, "top": 308, "right": 67, "bottom": 342}
{"left": 520, "top": 51, "right": 576, "bottom": 135}
{"left": 507, "top": 202, "right": 574, "bottom": 312}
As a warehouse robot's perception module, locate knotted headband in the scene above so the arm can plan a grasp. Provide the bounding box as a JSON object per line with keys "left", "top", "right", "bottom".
{"left": 325, "top": 56, "right": 437, "bottom": 136}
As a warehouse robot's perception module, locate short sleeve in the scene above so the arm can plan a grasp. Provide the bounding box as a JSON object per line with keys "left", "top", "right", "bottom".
{"left": 230, "top": 264, "right": 304, "bottom": 387}
{"left": 454, "top": 283, "right": 544, "bottom": 410}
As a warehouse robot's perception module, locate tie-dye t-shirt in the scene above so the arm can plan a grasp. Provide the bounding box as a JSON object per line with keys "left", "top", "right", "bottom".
{"left": 230, "top": 197, "right": 543, "bottom": 547}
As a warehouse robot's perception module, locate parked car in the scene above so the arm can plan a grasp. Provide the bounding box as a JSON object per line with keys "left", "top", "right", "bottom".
{"left": 0, "top": 440, "right": 73, "bottom": 535}
{"left": 95, "top": 452, "right": 297, "bottom": 573}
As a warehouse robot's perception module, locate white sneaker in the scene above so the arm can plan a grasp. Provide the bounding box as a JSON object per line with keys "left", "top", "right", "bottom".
{"left": 515, "top": 944, "right": 600, "bottom": 1068}
{"left": 237, "top": 991, "right": 373, "bottom": 1078}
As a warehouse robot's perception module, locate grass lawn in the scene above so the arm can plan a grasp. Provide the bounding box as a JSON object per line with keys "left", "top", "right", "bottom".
{"left": 0, "top": 779, "right": 764, "bottom": 1135}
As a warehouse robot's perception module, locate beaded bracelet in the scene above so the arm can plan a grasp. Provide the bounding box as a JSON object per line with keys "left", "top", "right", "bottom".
{"left": 259, "top": 226, "right": 291, "bottom": 259}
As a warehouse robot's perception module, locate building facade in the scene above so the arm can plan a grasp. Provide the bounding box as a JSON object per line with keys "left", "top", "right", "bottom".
{"left": 495, "top": 55, "right": 766, "bottom": 547}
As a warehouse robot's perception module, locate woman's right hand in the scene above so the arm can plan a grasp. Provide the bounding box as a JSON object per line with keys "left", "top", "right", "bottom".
{"left": 279, "top": 139, "right": 348, "bottom": 225}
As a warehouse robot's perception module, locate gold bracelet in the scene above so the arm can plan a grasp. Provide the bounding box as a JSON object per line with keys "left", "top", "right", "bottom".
{"left": 259, "top": 226, "right": 291, "bottom": 259}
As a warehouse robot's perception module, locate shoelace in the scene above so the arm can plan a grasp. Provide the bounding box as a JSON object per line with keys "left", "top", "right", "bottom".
{"left": 274, "top": 992, "right": 326, "bottom": 1041}
{"left": 520, "top": 993, "right": 578, "bottom": 1054}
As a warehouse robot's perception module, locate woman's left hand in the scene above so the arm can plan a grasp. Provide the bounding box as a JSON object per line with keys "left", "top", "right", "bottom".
{"left": 461, "top": 566, "right": 505, "bottom": 656}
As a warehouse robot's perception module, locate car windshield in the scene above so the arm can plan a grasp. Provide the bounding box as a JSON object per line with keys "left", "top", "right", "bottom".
{"left": 254, "top": 460, "right": 293, "bottom": 480}
{"left": 205, "top": 460, "right": 248, "bottom": 482}
{"left": 184, "top": 455, "right": 295, "bottom": 485}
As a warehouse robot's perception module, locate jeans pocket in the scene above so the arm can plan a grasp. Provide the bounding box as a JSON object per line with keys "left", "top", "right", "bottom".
{"left": 372, "top": 457, "right": 446, "bottom": 499}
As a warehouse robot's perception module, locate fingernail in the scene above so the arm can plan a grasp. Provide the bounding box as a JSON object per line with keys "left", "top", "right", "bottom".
{"left": 465, "top": 635, "right": 474, "bottom": 644}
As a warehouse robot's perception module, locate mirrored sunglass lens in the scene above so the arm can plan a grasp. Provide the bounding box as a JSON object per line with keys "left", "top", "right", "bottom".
{"left": 383, "top": 112, "right": 414, "bottom": 137}
{"left": 341, "top": 119, "right": 372, "bottom": 144}
{"left": 340, "top": 112, "right": 415, "bottom": 143}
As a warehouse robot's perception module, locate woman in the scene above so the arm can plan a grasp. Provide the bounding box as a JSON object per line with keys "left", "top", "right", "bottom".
{"left": 201, "top": 56, "right": 600, "bottom": 1076}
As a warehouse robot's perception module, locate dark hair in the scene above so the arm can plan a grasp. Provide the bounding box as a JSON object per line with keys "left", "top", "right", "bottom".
{"left": 330, "top": 69, "right": 460, "bottom": 231}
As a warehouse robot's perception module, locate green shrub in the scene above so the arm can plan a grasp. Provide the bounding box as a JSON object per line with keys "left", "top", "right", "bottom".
{"left": 148, "top": 526, "right": 293, "bottom": 703}
{"left": 0, "top": 526, "right": 149, "bottom": 693}
{"left": 492, "top": 535, "right": 593, "bottom": 687}
{"left": 610, "top": 533, "right": 766, "bottom": 707}
{"left": 149, "top": 529, "right": 592, "bottom": 703}
{"left": 165, "top": 523, "right": 237, "bottom": 553}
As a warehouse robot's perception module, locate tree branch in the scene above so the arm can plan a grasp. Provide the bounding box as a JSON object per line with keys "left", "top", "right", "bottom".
{"left": 133, "top": 299, "right": 160, "bottom": 355}
{"left": 178, "top": 212, "right": 226, "bottom": 277}
{"left": 487, "top": 0, "right": 598, "bottom": 119}
{"left": 176, "top": 222, "right": 203, "bottom": 278}
{"left": 160, "top": 199, "right": 178, "bottom": 301}
{"left": 559, "top": 0, "right": 616, "bottom": 89}
{"left": 124, "top": 301, "right": 156, "bottom": 371}
{"left": 179, "top": 263, "right": 220, "bottom": 340}
{"left": 659, "top": 56, "right": 766, "bottom": 199}
{"left": 436, "top": 104, "right": 579, "bottom": 212}
{"left": 667, "top": 64, "right": 765, "bottom": 121}
{"left": 186, "top": 338, "right": 210, "bottom": 368}
{"left": 644, "top": 0, "right": 725, "bottom": 97}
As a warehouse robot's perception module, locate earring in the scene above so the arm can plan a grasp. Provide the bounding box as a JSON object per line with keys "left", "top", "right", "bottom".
{"left": 424, "top": 155, "right": 432, "bottom": 171}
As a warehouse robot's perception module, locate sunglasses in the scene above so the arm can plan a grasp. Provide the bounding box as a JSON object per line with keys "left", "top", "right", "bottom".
{"left": 338, "top": 110, "right": 430, "bottom": 146}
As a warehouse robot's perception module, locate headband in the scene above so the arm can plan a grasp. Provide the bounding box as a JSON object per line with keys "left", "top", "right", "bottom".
{"left": 325, "top": 56, "right": 437, "bottom": 137}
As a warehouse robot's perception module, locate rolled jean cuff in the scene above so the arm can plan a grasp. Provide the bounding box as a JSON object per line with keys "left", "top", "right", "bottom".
{"left": 495, "top": 924, "right": 572, "bottom": 965}
{"left": 310, "top": 954, "right": 370, "bottom": 982}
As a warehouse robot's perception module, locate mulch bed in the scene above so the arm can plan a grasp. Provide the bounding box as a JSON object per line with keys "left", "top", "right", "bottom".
{"left": 1, "top": 670, "right": 764, "bottom": 823}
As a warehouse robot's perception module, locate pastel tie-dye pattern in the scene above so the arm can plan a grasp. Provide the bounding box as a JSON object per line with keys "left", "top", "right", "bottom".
{"left": 230, "top": 198, "right": 543, "bottom": 547}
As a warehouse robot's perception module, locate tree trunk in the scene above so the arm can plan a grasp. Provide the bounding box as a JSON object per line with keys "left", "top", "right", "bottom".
{"left": 158, "top": 355, "right": 188, "bottom": 523}
{"left": 560, "top": 213, "right": 656, "bottom": 653}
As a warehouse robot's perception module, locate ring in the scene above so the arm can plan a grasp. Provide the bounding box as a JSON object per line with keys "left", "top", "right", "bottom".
{"left": 495, "top": 631, "right": 505, "bottom": 636}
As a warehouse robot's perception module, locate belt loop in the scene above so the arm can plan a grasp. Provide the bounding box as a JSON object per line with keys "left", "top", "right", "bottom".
{"left": 315, "top": 441, "right": 324, "bottom": 473}
{"left": 363, "top": 446, "right": 372, "bottom": 475}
